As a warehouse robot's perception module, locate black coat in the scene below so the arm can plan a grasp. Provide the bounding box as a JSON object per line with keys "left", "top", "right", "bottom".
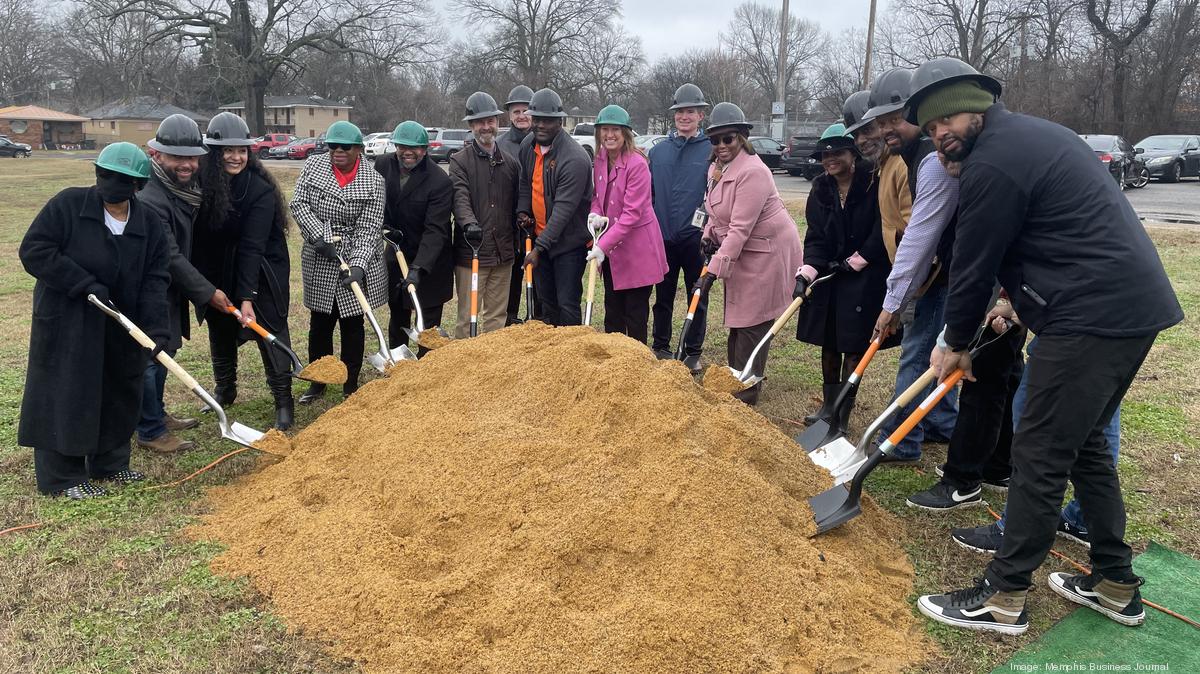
{"left": 516, "top": 127, "right": 593, "bottom": 258}
{"left": 19, "top": 187, "right": 170, "bottom": 456}
{"left": 139, "top": 173, "right": 214, "bottom": 351}
{"left": 373, "top": 153, "right": 455, "bottom": 307}
{"left": 945, "top": 104, "right": 1183, "bottom": 349}
{"left": 192, "top": 170, "right": 291, "bottom": 333}
{"left": 795, "top": 164, "right": 897, "bottom": 352}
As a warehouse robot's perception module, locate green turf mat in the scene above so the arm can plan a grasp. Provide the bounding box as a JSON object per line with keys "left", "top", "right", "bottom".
{"left": 994, "top": 542, "right": 1200, "bottom": 673}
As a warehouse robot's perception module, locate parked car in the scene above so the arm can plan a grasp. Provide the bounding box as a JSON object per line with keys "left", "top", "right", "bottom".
{"left": 251, "top": 133, "right": 296, "bottom": 159}
{"left": 286, "top": 137, "right": 326, "bottom": 160}
{"left": 0, "top": 137, "right": 32, "bottom": 157}
{"left": 635, "top": 134, "right": 667, "bottom": 151}
{"left": 779, "top": 133, "right": 824, "bottom": 179}
{"left": 1134, "top": 134, "right": 1200, "bottom": 183}
{"left": 268, "top": 138, "right": 302, "bottom": 159}
{"left": 427, "top": 128, "right": 469, "bottom": 162}
{"left": 749, "top": 136, "right": 785, "bottom": 171}
{"left": 363, "top": 132, "right": 393, "bottom": 159}
{"left": 1080, "top": 134, "right": 1148, "bottom": 189}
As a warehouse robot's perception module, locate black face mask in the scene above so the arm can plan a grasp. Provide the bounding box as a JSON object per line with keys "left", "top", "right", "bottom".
{"left": 96, "top": 174, "right": 137, "bottom": 204}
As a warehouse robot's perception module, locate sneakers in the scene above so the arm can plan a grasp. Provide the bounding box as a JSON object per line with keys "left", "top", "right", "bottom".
{"left": 96, "top": 469, "right": 146, "bottom": 485}
{"left": 136, "top": 432, "right": 195, "bottom": 454}
{"left": 1057, "top": 519, "right": 1091, "bottom": 548}
{"left": 57, "top": 482, "right": 107, "bottom": 500}
{"left": 934, "top": 464, "right": 1009, "bottom": 492}
{"left": 165, "top": 413, "right": 198, "bottom": 432}
{"left": 951, "top": 522, "right": 1004, "bottom": 554}
{"left": 918, "top": 577, "right": 1029, "bottom": 635}
{"left": 1048, "top": 572, "right": 1145, "bottom": 626}
{"left": 906, "top": 480, "right": 983, "bottom": 511}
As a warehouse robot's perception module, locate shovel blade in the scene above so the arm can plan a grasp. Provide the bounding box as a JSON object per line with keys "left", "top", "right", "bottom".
{"left": 809, "top": 436, "right": 858, "bottom": 471}
{"left": 222, "top": 421, "right": 266, "bottom": 449}
{"left": 367, "top": 352, "right": 390, "bottom": 373}
{"left": 796, "top": 419, "right": 836, "bottom": 452}
{"left": 808, "top": 483, "right": 861, "bottom": 535}
{"left": 402, "top": 327, "right": 421, "bottom": 343}
{"left": 393, "top": 345, "right": 417, "bottom": 361}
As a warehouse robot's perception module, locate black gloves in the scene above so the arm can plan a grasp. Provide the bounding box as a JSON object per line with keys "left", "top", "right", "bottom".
{"left": 692, "top": 272, "right": 716, "bottom": 296}
{"left": 405, "top": 265, "right": 422, "bottom": 288}
{"left": 340, "top": 265, "right": 365, "bottom": 288}
{"left": 516, "top": 212, "right": 535, "bottom": 233}
{"left": 313, "top": 240, "right": 339, "bottom": 260}
{"left": 383, "top": 228, "right": 404, "bottom": 247}
{"left": 825, "top": 259, "right": 849, "bottom": 274}
{"left": 150, "top": 336, "right": 169, "bottom": 358}
{"left": 793, "top": 274, "right": 811, "bottom": 299}
{"left": 464, "top": 223, "right": 483, "bottom": 244}
{"left": 85, "top": 282, "right": 110, "bottom": 303}
{"left": 701, "top": 237, "right": 719, "bottom": 256}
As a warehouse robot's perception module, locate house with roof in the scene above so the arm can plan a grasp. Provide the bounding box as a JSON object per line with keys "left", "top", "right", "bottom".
{"left": 0, "top": 105, "right": 90, "bottom": 149}
{"left": 84, "top": 97, "right": 209, "bottom": 148}
{"left": 218, "top": 95, "right": 353, "bottom": 138}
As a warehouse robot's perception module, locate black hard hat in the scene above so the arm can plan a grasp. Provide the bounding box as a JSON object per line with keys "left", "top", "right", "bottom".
{"left": 842, "top": 90, "right": 872, "bottom": 133}
{"left": 528, "top": 88, "right": 567, "bottom": 118}
{"left": 705, "top": 102, "right": 752, "bottom": 136}
{"left": 669, "top": 83, "right": 709, "bottom": 110}
{"left": 463, "top": 91, "right": 504, "bottom": 122}
{"left": 904, "top": 57, "right": 1003, "bottom": 125}
{"left": 863, "top": 68, "right": 914, "bottom": 122}
{"left": 204, "top": 112, "right": 253, "bottom": 146}
{"left": 147, "top": 113, "right": 207, "bottom": 156}
{"left": 505, "top": 85, "right": 534, "bottom": 108}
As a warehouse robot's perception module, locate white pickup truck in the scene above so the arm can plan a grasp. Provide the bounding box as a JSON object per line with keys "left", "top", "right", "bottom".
{"left": 571, "top": 123, "right": 596, "bottom": 158}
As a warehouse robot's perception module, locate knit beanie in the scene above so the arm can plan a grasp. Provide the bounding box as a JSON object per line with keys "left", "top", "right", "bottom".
{"left": 915, "top": 81, "right": 995, "bottom": 131}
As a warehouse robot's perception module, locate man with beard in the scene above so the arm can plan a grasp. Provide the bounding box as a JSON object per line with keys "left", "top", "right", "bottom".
{"left": 137, "top": 114, "right": 232, "bottom": 454}
{"left": 845, "top": 89, "right": 908, "bottom": 266}
{"left": 499, "top": 85, "right": 538, "bottom": 324}
{"left": 864, "top": 68, "right": 960, "bottom": 463}
{"left": 374, "top": 120, "right": 454, "bottom": 352}
{"left": 909, "top": 57, "right": 1182, "bottom": 636}
{"left": 517, "top": 88, "right": 592, "bottom": 326}
{"left": 449, "top": 92, "right": 519, "bottom": 337}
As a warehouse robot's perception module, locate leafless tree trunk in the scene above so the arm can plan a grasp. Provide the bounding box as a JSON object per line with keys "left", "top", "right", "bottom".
{"left": 1085, "top": 0, "right": 1157, "bottom": 134}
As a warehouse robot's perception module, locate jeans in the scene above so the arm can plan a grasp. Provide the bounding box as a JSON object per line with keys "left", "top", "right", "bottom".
{"left": 136, "top": 349, "right": 174, "bottom": 442}
{"left": 998, "top": 336, "right": 1122, "bottom": 534}
{"left": 876, "top": 284, "right": 958, "bottom": 458}
{"left": 534, "top": 246, "right": 587, "bottom": 326}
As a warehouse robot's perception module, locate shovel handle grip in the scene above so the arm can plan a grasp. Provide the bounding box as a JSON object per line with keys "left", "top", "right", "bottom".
{"left": 585, "top": 259, "right": 598, "bottom": 304}
{"left": 885, "top": 369, "right": 964, "bottom": 446}
{"left": 393, "top": 246, "right": 411, "bottom": 278}
{"left": 851, "top": 337, "right": 883, "bottom": 378}
{"left": 220, "top": 304, "right": 273, "bottom": 341}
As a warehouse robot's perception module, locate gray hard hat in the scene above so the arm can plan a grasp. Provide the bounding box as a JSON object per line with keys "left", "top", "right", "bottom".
{"left": 842, "top": 90, "right": 872, "bottom": 133}
{"left": 528, "top": 88, "right": 567, "bottom": 118}
{"left": 147, "top": 113, "right": 207, "bottom": 156}
{"left": 669, "top": 83, "right": 709, "bottom": 110}
{"left": 505, "top": 85, "right": 534, "bottom": 108}
{"left": 862, "top": 68, "right": 914, "bottom": 122}
{"left": 204, "top": 112, "right": 254, "bottom": 146}
{"left": 705, "top": 102, "right": 753, "bottom": 135}
{"left": 904, "top": 57, "right": 1002, "bottom": 125}
{"left": 463, "top": 91, "right": 504, "bottom": 122}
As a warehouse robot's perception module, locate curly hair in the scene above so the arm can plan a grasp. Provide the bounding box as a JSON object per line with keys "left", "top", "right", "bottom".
{"left": 197, "top": 146, "right": 290, "bottom": 234}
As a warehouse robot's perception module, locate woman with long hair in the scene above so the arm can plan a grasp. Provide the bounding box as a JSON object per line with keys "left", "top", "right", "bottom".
{"left": 586, "top": 105, "right": 668, "bottom": 342}
{"left": 193, "top": 112, "right": 295, "bottom": 429}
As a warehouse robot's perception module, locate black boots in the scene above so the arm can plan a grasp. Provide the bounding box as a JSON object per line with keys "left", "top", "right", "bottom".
{"left": 732, "top": 381, "right": 762, "bottom": 406}
{"left": 298, "top": 383, "right": 326, "bottom": 404}
{"left": 268, "top": 370, "right": 294, "bottom": 431}
{"left": 343, "top": 366, "right": 360, "bottom": 399}
{"left": 804, "top": 383, "right": 841, "bottom": 426}
{"left": 211, "top": 353, "right": 238, "bottom": 407}
{"left": 837, "top": 391, "right": 857, "bottom": 436}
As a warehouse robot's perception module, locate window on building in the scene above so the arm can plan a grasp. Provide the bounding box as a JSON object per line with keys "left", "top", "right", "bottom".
{"left": 309, "top": 108, "right": 314, "bottom": 116}
{"left": 110, "top": 121, "right": 116, "bottom": 130}
{"left": 333, "top": 109, "right": 338, "bottom": 117}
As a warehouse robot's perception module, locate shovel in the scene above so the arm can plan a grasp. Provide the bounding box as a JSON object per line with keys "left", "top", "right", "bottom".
{"left": 326, "top": 238, "right": 416, "bottom": 372}
{"left": 728, "top": 272, "right": 836, "bottom": 387}
{"left": 464, "top": 223, "right": 484, "bottom": 337}
{"left": 382, "top": 230, "right": 450, "bottom": 349}
{"left": 796, "top": 336, "right": 884, "bottom": 451}
{"left": 673, "top": 255, "right": 711, "bottom": 362}
{"left": 583, "top": 214, "right": 609, "bottom": 326}
{"left": 216, "top": 304, "right": 309, "bottom": 380}
{"left": 88, "top": 295, "right": 267, "bottom": 451}
{"left": 522, "top": 234, "right": 535, "bottom": 322}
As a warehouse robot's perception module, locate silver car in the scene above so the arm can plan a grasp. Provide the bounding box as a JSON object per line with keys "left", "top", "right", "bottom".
{"left": 363, "top": 132, "right": 393, "bottom": 159}
{"left": 427, "top": 128, "right": 470, "bottom": 163}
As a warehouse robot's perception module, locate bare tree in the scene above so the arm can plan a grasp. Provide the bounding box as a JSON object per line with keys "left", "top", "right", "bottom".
{"left": 1129, "top": 0, "right": 1198, "bottom": 131}
{"left": 724, "top": 2, "right": 826, "bottom": 102}
{"left": 0, "top": 0, "right": 57, "bottom": 104}
{"left": 1085, "top": 0, "right": 1157, "bottom": 134}
{"left": 812, "top": 29, "right": 875, "bottom": 117}
{"left": 882, "top": 0, "right": 1026, "bottom": 70}
{"left": 570, "top": 24, "right": 646, "bottom": 104}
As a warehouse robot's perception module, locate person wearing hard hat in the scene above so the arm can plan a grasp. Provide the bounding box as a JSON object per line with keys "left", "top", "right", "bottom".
{"left": 19, "top": 143, "right": 170, "bottom": 498}
{"left": 192, "top": 112, "right": 296, "bottom": 430}
{"left": 516, "top": 88, "right": 593, "bottom": 326}
{"left": 587, "top": 104, "right": 668, "bottom": 342}
{"left": 648, "top": 83, "right": 712, "bottom": 373}
{"left": 793, "top": 124, "right": 896, "bottom": 432}
{"left": 694, "top": 102, "right": 803, "bottom": 405}
{"left": 138, "top": 113, "right": 231, "bottom": 455}
{"left": 293, "top": 120, "right": 387, "bottom": 402}
{"left": 449, "top": 92, "right": 520, "bottom": 338}
{"left": 374, "top": 120, "right": 454, "bottom": 351}
{"left": 908, "top": 57, "right": 1182, "bottom": 635}
{"left": 498, "top": 84, "right": 540, "bottom": 325}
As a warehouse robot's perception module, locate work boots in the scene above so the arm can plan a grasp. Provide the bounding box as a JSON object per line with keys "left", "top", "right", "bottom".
{"left": 732, "top": 381, "right": 762, "bottom": 406}
{"left": 803, "top": 383, "right": 840, "bottom": 426}
{"left": 836, "top": 391, "right": 856, "bottom": 436}
{"left": 268, "top": 371, "right": 294, "bottom": 431}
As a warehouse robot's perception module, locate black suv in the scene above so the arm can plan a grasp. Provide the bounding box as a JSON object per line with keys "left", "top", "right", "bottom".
{"left": 780, "top": 133, "right": 823, "bottom": 179}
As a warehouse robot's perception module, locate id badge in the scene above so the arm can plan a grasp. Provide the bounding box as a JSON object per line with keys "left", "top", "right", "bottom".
{"left": 691, "top": 207, "right": 709, "bottom": 229}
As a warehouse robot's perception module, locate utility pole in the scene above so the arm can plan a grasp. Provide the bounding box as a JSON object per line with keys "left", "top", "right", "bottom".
{"left": 773, "top": 0, "right": 790, "bottom": 140}
{"left": 863, "top": 0, "right": 878, "bottom": 88}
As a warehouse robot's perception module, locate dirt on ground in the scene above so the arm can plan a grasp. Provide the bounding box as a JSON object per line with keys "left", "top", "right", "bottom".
{"left": 702, "top": 363, "right": 749, "bottom": 394}
{"left": 251, "top": 428, "right": 293, "bottom": 457}
{"left": 192, "top": 323, "right": 926, "bottom": 673}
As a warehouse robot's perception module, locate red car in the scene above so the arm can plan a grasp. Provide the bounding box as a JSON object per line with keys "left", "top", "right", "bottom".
{"left": 251, "top": 133, "right": 296, "bottom": 158}
{"left": 286, "top": 137, "right": 327, "bottom": 160}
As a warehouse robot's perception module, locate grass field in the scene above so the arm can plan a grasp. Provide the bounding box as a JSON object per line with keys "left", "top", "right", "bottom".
{"left": 1, "top": 155, "right": 1197, "bottom": 673}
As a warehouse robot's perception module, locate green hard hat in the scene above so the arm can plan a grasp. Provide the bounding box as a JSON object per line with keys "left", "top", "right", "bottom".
{"left": 820, "top": 123, "right": 851, "bottom": 141}
{"left": 595, "top": 104, "right": 632, "bottom": 128}
{"left": 810, "top": 123, "right": 858, "bottom": 159}
{"left": 95, "top": 142, "right": 151, "bottom": 179}
{"left": 391, "top": 120, "right": 428, "bottom": 147}
{"left": 325, "top": 120, "right": 364, "bottom": 145}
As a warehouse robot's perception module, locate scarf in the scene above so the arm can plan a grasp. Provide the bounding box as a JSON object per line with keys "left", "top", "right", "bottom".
{"left": 152, "top": 159, "right": 202, "bottom": 208}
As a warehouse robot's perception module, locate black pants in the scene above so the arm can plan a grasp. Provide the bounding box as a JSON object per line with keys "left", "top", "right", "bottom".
{"left": 534, "top": 246, "right": 586, "bottom": 326}
{"left": 942, "top": 326, "right": 1026, "bottom": 490}
{"left": 35, "top": 443, "right": 131, "bottom": 494}
{"left": 651, "top": 234, "right": 708, "bottom": 356}
{"left": 727, "top": 319, "right": 772, "bottom": 404}
{"left": 308, "top": 300, "right": 365, "bottom": 394}
{"left": 986, "top": 332, "right": 1157, "bottom": 591}
{"left": 207, "top": 312, "right": 294, "bottom": 395}
{"left": 602, "top": 263, "right": 653, "bottom": 343}
{"left": 388, "top": 299, "right": 444, "bottom": 357}
{"left": 506, "top": 232, "right": 540, "bottom": 324}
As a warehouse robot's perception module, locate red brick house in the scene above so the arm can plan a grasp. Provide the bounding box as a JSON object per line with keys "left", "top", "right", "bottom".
{"left": 0, "top": 105, "right": 89, "bottom": 149}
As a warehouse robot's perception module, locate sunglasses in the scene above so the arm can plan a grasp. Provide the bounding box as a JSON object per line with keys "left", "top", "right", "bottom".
{"left": 328, "top": 143, "right": 357, "bottom": 151}
{"left": 709, "top": 134, "right": 739, "bottom": 146}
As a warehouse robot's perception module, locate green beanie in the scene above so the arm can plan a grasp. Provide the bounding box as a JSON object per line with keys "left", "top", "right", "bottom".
{"left": 916, "top": 81, "right": 995, "bottom": 131}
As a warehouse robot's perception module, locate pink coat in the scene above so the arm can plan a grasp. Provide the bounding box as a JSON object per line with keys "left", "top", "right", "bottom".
{"left": 590, "top": 149, "right": 669, "bottom": 291}
{"left": 703, "top": 151, "right": 803, "bottom": 328}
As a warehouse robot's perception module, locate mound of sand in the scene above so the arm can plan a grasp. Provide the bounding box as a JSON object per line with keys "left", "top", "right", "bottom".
{"left": 193, "top": 322, "right": 925, "bottom": 673}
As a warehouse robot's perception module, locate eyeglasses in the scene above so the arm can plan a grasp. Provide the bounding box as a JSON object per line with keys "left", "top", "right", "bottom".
{"left": 328, "top": 143, "right": 356, "bottom": 151}
{"left": 709, "top": 134, "right": 739, "bottom": 146}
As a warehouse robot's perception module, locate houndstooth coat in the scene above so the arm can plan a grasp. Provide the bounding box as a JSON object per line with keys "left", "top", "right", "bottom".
{"left": 291, "top": 152, "right": 387, "bottom": 316}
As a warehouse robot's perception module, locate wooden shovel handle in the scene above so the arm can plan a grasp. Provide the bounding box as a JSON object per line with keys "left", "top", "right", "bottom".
{"left": 887, "top": 369, "right": 964, "bottom": 446}
{"left": 585, "top": 258, "right": 598, "bottom": 304}
{"left": 893, "top": 367, "right": 938, "bottom": 408}
{"left": 767, "top": 295, "right": 806, "bottom": 338}
{"left": 115, "top": 310, "right": 204, "bottom": 390}
{"left": 335, "top": 257, "right": 374, "bottom": 317}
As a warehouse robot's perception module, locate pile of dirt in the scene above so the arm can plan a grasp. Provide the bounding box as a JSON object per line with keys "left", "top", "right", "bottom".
{"left": 418, "top": 327, "right": 452, "bottom": 349}
{"left": 193, "top": 323, "right": 926, "bottom": 673}
{"left": 298, "top": 355, "right": 348, "bottom": 385}
{"left": 701, "top": 363, "right": 748, "bottom": 394}
{"left": 251, "top": 428, "right": 292, "bottom": 456}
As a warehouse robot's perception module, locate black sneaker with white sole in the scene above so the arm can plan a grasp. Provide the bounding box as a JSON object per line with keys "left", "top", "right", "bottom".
{"left": 906, "top": 480, "right": 983, "bottom": 511}
{"left": 918, "top": 577, "right": 1029, "bottom": 635}
{"left": 934, "top": 464, "right": 1009, "bottom": 492}
{"left": 1056, "top": 519, "right": 1091, "bottom": 548}
{"left": 1048, "top": 572, "right": 1145, "bottom": 626}
{"left": 951, "top": 522, "right": 1004, "bottom": 554}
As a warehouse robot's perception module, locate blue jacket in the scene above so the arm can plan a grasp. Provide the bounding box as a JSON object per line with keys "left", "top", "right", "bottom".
{"left": 649, "top": 130, "right": 710, "bottom": 243}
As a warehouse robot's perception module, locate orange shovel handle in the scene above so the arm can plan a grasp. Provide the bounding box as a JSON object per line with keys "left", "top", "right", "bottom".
{"left": 221, "top": 304, "right": 272, "bottom": 341}
{"left": 523, "top": 237, "right": 533, "bottom": 283}
{"left": 886, "top": 369, "right": 965, "bottom": 446}
{"left": 852, "top": 337, "right": 883, "bottom": 378}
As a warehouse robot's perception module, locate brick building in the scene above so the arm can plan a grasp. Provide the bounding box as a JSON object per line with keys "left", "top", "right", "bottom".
{"left": 218, "top": 95, "right": 352, "bottom": 137}
{"left": 85, "top": 97, "right": 209, "bottom": 148}
{"left": 0, "top": 105, "right": 89, "bottom": 149}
